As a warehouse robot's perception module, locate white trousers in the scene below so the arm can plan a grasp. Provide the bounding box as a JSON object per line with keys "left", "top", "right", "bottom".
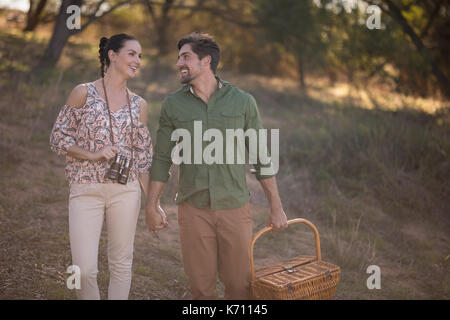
{"left": 68, "top": 180, "right": 141, "bottom": 300}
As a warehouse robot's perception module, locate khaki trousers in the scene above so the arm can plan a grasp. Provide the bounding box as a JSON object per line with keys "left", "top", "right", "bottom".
{"left": 68, "top": 180, "right": 141, "bottom": 300}
{"left": 178, "top": 201, "right": 253, "bottom": 300}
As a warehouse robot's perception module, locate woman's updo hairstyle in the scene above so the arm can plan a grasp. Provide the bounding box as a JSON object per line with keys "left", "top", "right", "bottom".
{"left": 99, "top": 34, "right": 137, "bottom": 78}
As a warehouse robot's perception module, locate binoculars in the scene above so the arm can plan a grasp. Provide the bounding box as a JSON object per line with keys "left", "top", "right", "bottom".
{"left": 107, "top": 154, "right": 132, "bottom": 184}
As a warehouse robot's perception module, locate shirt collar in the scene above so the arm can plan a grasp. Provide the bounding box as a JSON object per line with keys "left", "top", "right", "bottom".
{"left": 183, "top": 76, "right": 224, "bottom": 94}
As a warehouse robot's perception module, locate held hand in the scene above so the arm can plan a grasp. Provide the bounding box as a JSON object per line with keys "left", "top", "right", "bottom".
{"left": 145, "top": 204, "right": 168, "bottom": 232}
{"left": 90, "top": 146, "right": 119, "bottom": 161}
{"left": 266, "top": 205, "right": 288, "bottom": 232}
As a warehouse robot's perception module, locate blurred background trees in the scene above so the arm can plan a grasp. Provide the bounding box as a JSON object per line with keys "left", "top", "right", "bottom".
{"left": 3, "top": 0, "right": 449, "bottom": 97}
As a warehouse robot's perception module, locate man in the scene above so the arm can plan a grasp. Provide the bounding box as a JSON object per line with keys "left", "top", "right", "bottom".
{"left": 145, "top": 32, "right": 288, "bottom": 300}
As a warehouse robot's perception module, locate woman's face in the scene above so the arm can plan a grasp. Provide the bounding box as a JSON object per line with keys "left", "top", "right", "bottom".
{"left": 108, "top": 40, "right": 142, "bottom": 79}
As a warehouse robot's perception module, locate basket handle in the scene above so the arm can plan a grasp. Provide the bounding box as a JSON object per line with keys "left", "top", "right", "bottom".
{"left": 250, "top": 218, "right": 322, "bottom": 281}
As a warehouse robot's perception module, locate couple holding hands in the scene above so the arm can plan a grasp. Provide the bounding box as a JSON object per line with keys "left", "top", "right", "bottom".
{"left": 50, "top": 32, "right": 288, "bottom": 300}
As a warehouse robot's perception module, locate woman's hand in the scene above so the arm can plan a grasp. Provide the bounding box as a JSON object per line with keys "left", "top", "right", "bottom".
{"left": 89, "top": 146, "right": 119, "bottom": 161}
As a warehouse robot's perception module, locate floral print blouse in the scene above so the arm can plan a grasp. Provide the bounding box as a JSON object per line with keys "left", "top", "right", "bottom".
{"left": 50, "top": 82, "right": 152, "bottom": 184}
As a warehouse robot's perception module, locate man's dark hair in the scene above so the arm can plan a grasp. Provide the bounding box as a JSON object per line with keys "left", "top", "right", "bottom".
{"left": 177, "top": 32, "right": 220, "bottom": 74}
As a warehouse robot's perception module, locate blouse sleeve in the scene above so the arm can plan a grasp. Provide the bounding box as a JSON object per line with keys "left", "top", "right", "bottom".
{"left": 134, "top": 123, "right": 153, "bottom": 173}
{"left": 49, "top": 104, "right": 81, "bottom": 156}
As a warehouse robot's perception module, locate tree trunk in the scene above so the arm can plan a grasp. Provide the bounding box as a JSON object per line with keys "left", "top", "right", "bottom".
{"left": 158, "top": 0, "right": 175, "bottom": 55}
{"left": 36, "top": 0, "right": 133, "bottom": 69}
{"left": 144, "top": 0, "right": 174, "bottom": 55}
{"left": 24, "top": 0, "right": 48, "bottom": 32}
{"left": 155, "top": 20, "right": 170, "bottom": 55}
{"left": 297, "top": 53, "right": 306, "bottom": 90}
{"left": 38, "top": 0, "right": 82, "bottom": 68}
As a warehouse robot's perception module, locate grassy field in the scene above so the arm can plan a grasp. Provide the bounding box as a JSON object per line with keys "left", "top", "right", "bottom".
{"left": 0, "top": 28, "right": 449, "bottom": 300}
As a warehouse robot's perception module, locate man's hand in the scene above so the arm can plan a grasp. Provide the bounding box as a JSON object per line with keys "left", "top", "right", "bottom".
{"left": 145, "top": 204, "right": 168, "bottom": 232}
{"left": 258, "top": 176, "right": 288, "bottom": 232}
{"left": 266, "top": 204, "right": 288, "bottom": 232}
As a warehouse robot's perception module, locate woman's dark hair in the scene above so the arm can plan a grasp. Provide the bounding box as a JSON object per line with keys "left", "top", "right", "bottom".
{"left": 99, "top": 33, "right": 137, "bottom": 78}
{"left": 177, "top": 32, "right": 220, "bottom": 74}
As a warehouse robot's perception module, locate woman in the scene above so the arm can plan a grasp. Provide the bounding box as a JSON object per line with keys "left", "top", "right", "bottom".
{"left": 50, "top": 34, "right": 152, "bottom": 300}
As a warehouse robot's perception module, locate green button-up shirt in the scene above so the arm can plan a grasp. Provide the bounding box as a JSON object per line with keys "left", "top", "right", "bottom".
{"left": 150, "top": 77, "right": 275, "bottom": 211}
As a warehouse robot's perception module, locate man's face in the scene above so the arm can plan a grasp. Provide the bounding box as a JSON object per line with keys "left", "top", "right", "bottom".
{"left": 176, "top": 44, "right": 206, "bottom": 84}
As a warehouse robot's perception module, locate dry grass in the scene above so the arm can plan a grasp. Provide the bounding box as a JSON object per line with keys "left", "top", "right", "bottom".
{"left": 0, "top": 28, "right": 449, "bottom": 300}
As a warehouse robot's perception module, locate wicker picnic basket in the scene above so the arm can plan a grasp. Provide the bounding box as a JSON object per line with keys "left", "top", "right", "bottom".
{"left": 250, "top": 218, "right": 340, "bottom": 300}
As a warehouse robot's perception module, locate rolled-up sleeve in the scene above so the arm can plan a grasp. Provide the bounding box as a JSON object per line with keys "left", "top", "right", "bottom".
{"left": 49, "top": 105, "right": 81, "bottom": 156}
{"left": 149, "top": 98, "right": 176, "bottom": 182}
{"left": 134, "top": 124, "right": 153, "bottom": 173}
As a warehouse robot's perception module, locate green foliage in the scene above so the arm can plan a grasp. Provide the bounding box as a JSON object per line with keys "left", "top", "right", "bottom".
{"left": 8, "top": 0, "right": 447, "bottom": 96}
{"left": 251, "top": 0, "right": 449, "bottom": 95}
{"left": 253, "top": 0, "right": 330, "bottom": 82}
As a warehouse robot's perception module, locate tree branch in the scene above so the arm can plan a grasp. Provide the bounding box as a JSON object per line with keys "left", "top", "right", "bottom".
{"left": 380, "top": 0, "right": 450, "bottom": 92}
{"left": 143, "top": 0, "right": 259, "bottom": 28}
{"left": 142, "top": 0, "right": 157, "bottom": 20}
{"left": 76, "top": 0, "right": 139, "bottom": 34}
{"left": 420, "top": 0, "right": 444, "bottom": 39}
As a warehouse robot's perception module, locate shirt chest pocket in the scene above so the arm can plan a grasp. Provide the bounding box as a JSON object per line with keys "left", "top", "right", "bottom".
{"left": 220, "top": 108, "right": 245, "bottom": 131}
{"left": 173, "top": 114, "right": 198, "bottom": 132}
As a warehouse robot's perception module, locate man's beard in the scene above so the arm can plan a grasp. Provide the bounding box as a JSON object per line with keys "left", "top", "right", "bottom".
{"left": 180, "top": 75, "right": 192, "bottom": 84}
{"left": 180, "top": 71, "right": 193, "bottom": 84}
